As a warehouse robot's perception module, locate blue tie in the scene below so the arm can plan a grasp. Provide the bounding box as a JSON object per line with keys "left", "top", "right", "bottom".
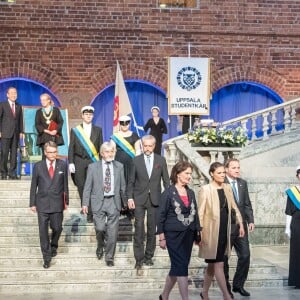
{"left": 231, "top": 180, "right": 239, "bottom": 203}
{"left": 146, "top": 156, "right": 151, "bottom": 177}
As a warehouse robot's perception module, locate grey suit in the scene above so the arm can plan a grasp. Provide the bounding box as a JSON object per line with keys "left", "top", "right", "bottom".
{"left": 127, "top": 153, "right": 170, "bottom": 263}
{"left": 224, "top": 177, "right": 254, "bottom": 291}
{"left": 29, "top": 159, "right": 69, "bottom": 261}
{"left": 82, "top": 160, "right": 126, "bottom": 262}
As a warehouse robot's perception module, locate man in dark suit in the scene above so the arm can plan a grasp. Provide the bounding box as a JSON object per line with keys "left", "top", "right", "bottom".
{"left": 224, "top": 158, "right": 254, "bottom": 297}
{"left": 68, "top": 105, "right": 103, "bottom": 222}
{"left": 29, "top": 141, "right": 69, "bottom": 269}
{"left": 127, "top": 135, "right": 170, "bottom": 269}
{"left": 0, "top": 87, "right": 23, "bottom": 179}
{"left": 82, "top": 141, "right": 126, "bottom": 266}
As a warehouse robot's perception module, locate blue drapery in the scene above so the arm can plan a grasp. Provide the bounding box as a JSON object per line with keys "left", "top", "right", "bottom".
{"left": 0, "top": 77, "right": 60, "bottom": 106}
{"left": 91, "top": 80, "right": 178, "bottom": 142}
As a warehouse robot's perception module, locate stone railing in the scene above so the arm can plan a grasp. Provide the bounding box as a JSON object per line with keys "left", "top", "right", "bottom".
{"left": 222, "top": 97, "right": 300, "bottom": 141}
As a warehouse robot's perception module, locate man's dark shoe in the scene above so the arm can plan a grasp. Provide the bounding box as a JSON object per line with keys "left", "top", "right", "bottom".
{"left": 43, "top": 260, "right": 51, "bottom": 269}
{"left": 1, "top": 175, "right": 7, "bottom": 180}
{"left": 144, "top": 258, "right": 154, "bottom": 266}
{"left": 232, "top": 287, "right": 250, "bottom": 297}
{"left": 134, "top": 260, "right": 143, "bottom": 269}
{"left": 9, "top": 175, "right": 19, "bottom": 180}
{"left": 106, "top": 261, "right": 114, "bottom": 267}
{"left": 51, "top": 248, "right": 57, "bottom": 257}
{"left": 96, "top": 248, "right": 103, "bottom": 260}
{"left": 87, "top": 215, "right": 93, "bottom": 223}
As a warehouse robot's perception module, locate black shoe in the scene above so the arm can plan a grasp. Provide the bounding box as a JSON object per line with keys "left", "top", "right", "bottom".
{"left": 1, "top": 175, "right": 7, "bottom": 180}
{"left": 8, "top": 175, "right": 19, "bottom": 180}
{"left": 43, "top": 260, "right": 51, "bottom": 269}
{"left": 144, "top": 258, "right": 154, "bottom": 266}
{"left": 134, "top": 260, "right": 143, "bottom": 269}
{"left": 106, "top": 261, "right": 114, "bottom": 267}
{"left": 232, "top": 287, "right": 250, "bottom": 297}
{"left": 51, "top": 248, "right": 57, "bottom": 257}
{"left": 87, "top": 215, "right": 93, "bottom": 223}
{"left": 96, "top": 248, "right": 103, "bottom": 260}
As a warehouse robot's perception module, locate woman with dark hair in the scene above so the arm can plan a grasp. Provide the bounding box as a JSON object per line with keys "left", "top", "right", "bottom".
{"left": 35, "top": 93, "right": 64, "bottom": 155}
{"left": 157, "top": 161, "right": 201, "bottom": 300}
{"left": 285, "top": 166, "right": 300, "bottom": 289}
{"left": 198, "top": 162, "right": 244, "bottom": 300}
{"left": 143, "top": 106, "right": 167, "bottom": 155}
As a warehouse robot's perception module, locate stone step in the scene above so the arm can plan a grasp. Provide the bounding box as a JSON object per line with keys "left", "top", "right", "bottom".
{"left": 0, "top": 273, "right": 285, "bottom": 294}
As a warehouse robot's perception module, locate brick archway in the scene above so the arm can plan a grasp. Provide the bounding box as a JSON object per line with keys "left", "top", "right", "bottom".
{"left": 212, "top": 65, "right": 287, "bottom": 100}
{"left": 90, "top": 63, "right": 168, "bottom": 96}
{"left": 0, "top": 62, "right": 62, "bottom": 94}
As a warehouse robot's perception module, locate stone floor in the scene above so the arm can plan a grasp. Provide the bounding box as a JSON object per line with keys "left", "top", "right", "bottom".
{"left": 1, "top": 245, "right": 299, "bottom": 299}
{"left": 1, "top": 287, "right": 300, "bottom": 300}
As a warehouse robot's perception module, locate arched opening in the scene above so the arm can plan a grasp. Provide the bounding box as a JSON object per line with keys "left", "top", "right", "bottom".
{"left": 0, "top": 77, "right": 60, "bottom": 106}
{"left": 209, "top": 81, "right": 283, "bottom": 122}
{"left": 91, "top": 80, "right": 178, "bottom": 141}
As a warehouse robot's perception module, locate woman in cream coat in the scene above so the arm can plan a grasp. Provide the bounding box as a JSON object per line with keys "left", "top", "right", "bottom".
{"left": 198, "top": 162, "right": 244, "bottom": 300}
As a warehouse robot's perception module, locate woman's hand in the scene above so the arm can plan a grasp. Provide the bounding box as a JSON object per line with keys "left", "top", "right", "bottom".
{"left": 159, "top": 239, "right": 166, "bottom": 250}
{"left": 239, "top": 223, "right": 245, "bottom": 237}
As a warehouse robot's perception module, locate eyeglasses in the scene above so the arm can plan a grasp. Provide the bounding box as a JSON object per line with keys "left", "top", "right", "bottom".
{"left": 119, "top": 121, "right": 130, "bottom": 126}
{"left": 46, "top": 151, "right": 57, "bottom": 154}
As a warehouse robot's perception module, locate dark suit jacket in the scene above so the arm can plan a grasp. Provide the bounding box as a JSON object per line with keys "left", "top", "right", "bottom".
{"left": 68, "top": 124, "right": 103, "bottom": 162}
{"left": 82, "top": 160, "right": 126, "bottom": 212}
{"left": 157, "top": 185, "right": 201, "bottom": 233}
{"left": 29, "top": 159, "right": 69, "bottom": 213}
{"left": 0, "top": 101, "right": 23, "bottom": 138}
{"left": 127, "top": 153, "right": 170, "bottom": 207}
{"left": 225, "top": 177, "right": 254, "bottom": 224}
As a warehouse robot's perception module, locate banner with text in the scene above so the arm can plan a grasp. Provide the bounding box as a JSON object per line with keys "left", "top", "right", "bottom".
{"left": 168, "top": 57, "right": 211, "bottom": 115}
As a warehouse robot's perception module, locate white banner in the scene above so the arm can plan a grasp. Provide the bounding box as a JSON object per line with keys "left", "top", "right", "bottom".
{"left": 168, "top": 57, "right": 211, "bottom": 115}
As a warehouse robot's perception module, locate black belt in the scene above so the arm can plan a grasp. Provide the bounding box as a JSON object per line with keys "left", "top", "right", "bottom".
{"left": 104, "top": 195, "right": 114, "bottom": 198}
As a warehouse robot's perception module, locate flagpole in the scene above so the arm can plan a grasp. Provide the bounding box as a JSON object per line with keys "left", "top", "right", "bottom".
{"left": 188, "top": 43, "right": 192, "bottom": 132}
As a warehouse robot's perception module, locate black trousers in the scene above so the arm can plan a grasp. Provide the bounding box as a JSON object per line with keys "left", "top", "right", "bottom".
{"left": 133, "top": 195, "right": 157, "bottom": 262}
{"left": 37, "top": 211, "right": 63, "bottom": 261}
{"left": 0, "top": 134, "right": 18, "bottom": 177}
{"left": 224, "top": 222, "right": 250, "bottom": 290}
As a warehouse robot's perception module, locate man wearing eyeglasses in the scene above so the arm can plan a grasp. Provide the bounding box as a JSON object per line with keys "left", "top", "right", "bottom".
{"left": 29, "top": 141, "right": 69, "bottom": 269}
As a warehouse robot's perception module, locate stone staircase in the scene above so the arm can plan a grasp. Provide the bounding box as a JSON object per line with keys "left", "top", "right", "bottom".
{"left": 0, "top": 179, "right": 286, "bottom": 294}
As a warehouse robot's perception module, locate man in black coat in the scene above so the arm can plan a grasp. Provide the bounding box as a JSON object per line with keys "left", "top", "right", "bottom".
{"left": 224, "top": 158, "right": 254, "bottom": 297}
{"left": 127, "top": 135, "right": 170, "bottom": 269}
{"left": 0, "top": 87, "right": 23, "bottom": 179}
{"left": 30, "top": 141, "right": 69, "bottom": 269}
{"left": 68, "top": 106, "right": 103, "bottom": 222}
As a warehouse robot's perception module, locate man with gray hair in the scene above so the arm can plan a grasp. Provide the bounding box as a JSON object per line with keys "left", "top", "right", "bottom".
{"left": 82, "top": 141, "right": 126, "bottom": 267}
{"left": 127, "top": 135, "right": 170, "bottom": 269}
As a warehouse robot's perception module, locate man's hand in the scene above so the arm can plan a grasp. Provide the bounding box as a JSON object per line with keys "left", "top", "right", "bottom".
{"left": 82, "top": 206, "right": 88, "bottom": 214}
{"left": 30, "top": 206, "right": 37, "bottom": 213}
{"left": 127, "top": 199, "right": 135, "bottom": 210}
{"left": 248, "top": 223, "right": 255, "bottom": 232}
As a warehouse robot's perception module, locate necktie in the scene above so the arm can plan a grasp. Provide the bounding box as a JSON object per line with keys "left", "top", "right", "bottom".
{"left": 49, "top": 161, "right": 54, "bottom": 179}
{"left": 104, "top": 162, "right": 111, "bottom": 193}
{"left": 11, "top": 103, "right": 15, "bottom": 117}
{"left": 231, "top": 180, "right": 239, "bottom": 203}
{"left": 146, "top": 155, "right": 151, "bottom": 177}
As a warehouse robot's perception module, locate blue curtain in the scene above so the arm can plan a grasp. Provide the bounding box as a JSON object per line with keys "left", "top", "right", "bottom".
{"left": 91, "top": 80, "right": 178, "bottom": 142}
{"left": 207, "top": 82, "right": 284, "bottom": 137}
{"left": 0, "top": 77, "right": 60, "bottom": 106}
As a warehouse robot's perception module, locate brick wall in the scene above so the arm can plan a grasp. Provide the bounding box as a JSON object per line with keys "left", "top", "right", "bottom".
{"left": 0, "top": 0, "right": 299, "bottom": 117}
